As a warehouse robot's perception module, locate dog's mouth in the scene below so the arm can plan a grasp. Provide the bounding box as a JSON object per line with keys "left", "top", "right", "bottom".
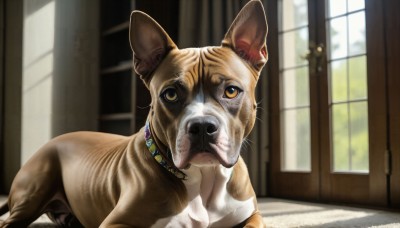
{"left": 172, "top": 116, "right": 241, "bottom": 169}
{"left": 174, "top": 136, "right": 238, "bottom": 169}
{"left": 175, "top": 150, "right": 236, "bottom": 170}
{"left": 181, "top": 151, "right": 220, "bottom": 169}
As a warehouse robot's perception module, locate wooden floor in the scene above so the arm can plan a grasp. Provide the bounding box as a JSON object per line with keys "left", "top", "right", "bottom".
{"left": 1, "top": 196, "right": 400, "bottom": 227}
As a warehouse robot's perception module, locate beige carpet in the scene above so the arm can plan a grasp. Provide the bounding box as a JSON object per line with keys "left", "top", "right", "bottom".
{"left": 259, "top": 198, "right": 400, "bottom": 228}
{"left": 1, "top": 196, "right": 400, "bottom": 227}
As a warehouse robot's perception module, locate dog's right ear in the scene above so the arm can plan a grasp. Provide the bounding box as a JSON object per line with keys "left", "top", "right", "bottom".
{"left": 222, "top": 0, "right": 268, "bottom": 72}
{"left": 129, "top": 11, "right": 177, "bottom": 83}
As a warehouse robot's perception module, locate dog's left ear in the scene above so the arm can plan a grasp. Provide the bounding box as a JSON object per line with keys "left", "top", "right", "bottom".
{"left": 129, "top": 11, "right": 177, "bottom": 82}
{"left": 222, "top": 0, "right": 268, "bottom": 71}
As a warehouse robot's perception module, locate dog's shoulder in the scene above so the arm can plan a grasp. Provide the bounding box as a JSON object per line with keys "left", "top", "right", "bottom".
{"left": 51, "top": 131, "right": 129, "bottom": 147}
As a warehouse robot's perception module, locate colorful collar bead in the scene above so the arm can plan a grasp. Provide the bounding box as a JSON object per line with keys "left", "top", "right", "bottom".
{"left": 144, "top": 120, "right": 186, "bottom": 180}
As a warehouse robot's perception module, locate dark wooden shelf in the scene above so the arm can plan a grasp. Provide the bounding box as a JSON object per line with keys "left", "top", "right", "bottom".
{"left": 102, "top": 21, "right": 129, "bottom": 36}
{"left": 101, "top": 60, "right": 132, "bottom": 75}
{"left": 100, "top": 113, "right": 132, "bottom": 121}
{"left": 99, "top": 0, "right": 177, "bottom": 135}
{"left": 99, "top": 0, "right": 136, "bottom": 136}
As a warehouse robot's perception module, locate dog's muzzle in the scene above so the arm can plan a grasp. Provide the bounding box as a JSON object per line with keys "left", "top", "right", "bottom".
{"left": 174, "top": 115, "right": 232, "bottom": 169}
{"left": 187, "top": 115, "right": 220, "bottom": 153}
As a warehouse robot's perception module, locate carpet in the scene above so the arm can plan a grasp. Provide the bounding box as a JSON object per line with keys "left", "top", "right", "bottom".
{"left": 1, "top": 196, "right": 399, "bottom": 227}
{"left": 260, "top": 198, "right": 400, "bottom": 228}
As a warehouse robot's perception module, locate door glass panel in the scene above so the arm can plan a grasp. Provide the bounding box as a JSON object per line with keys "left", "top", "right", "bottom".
{"left": 332, "top": 102, "right": 369, "bottom": 172}
{"left": 327, "top": 0, "right": 369, "bottom": 173}
{"left": 280, "top": 28, "right": 309, "bottom": 68}
{"left": 350, "top": 102, "right": 369, "bottom": 171}
{"left": 328, "top": 17, "right": 347, "bottom": 59}
{"left": 332, "top": 104, "right": 350, "bottom": 171}
{"left": 279, "top": 0, "right": 311, "bottom": 171}
{"left": 282, "top": 108, "right": 311, "bottom": 171}
{"left": 348, "top": 11, "right": 366, "bottom": 55}
{"left": 328, "top": 0, "right": 346, "bottom": 17}
{"left": 281, "top": 0, "right": 308, "bottom": 30}
{"left": 282, "top": 67, "right": 310, "bottom": 108}
{"left": 348, "top": 0, "right": 365, "bottom": 12}
{"left": 330, "top": 59, "right": 347, "bottom": 102}
{"left": 349, "top": 56, "right": 367, "bottom": 100}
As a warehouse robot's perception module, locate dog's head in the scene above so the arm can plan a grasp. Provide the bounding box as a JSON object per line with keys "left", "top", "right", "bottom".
{"left": 129, "top": 0, "right": 268, "bottom": 169}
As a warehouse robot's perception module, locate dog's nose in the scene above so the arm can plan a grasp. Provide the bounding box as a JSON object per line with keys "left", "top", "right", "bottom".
{"left": 187, "top": 116, "right": 219, "bottom": 136}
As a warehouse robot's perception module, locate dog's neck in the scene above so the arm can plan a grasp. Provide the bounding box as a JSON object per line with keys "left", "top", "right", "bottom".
{"left": 144, "top": 120, "right": 186, "bottom": 179}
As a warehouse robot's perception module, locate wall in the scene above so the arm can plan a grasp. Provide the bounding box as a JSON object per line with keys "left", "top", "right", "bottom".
{"left": 51, "top": 0, "right": 99, "bottom": 137}
{"left": 1, "top": 0, "right": 99, "bottom": 192}
{"left": 2, "top": 0, "right": 23, "bottom": 191}
{"left": 21, "top": 0, "right": 99, "bottom": 165}
{"left": 21, "top": 0, "right": 55, "bottom": 164}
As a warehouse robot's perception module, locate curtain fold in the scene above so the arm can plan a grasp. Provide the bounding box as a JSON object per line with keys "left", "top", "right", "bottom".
{"left": 178, "top": 0, "right": 269, "bottom": 196}
{"left": 178, "top": 0, "right": 248, "bottom": 48}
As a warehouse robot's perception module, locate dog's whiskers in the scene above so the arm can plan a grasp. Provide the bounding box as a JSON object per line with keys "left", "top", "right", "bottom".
{"left": 240, "top": 138, "right": 253, "bottom": 152}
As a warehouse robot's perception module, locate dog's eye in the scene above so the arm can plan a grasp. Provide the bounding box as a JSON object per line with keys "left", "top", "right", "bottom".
{"left": 162, "top": 88, "right": 178, "bottom": 102}
{"left": 224, "top": 86, "right": 241, "bottom": 99}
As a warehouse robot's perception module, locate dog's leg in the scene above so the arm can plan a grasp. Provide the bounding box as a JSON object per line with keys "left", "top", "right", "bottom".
{"left": 234, "top": 212, "right": 265, "bottom": 228}
{"left": 0, "top": 199, "right": 40, "bottom": 228}
{"left": 0, "top": 202, "right": 9, "bottom": 227}
{"left": 98, "top": 207, "right": 133, "bottom": 228}
{"left": 0, "top": 202, "right": 8, "bottom": 216}
{"left": 2, "top": 182, "right": 60, "bottom": 228}
{"left": 100, "top": 224, "right": 132, "bottom": 228}
{"left": 1, "top": 190, "right": 56, "bottom": 227}
{"left": 1, "top": 149, "right": 63, "bottom": 227}
{"left": 2, "top": 198, "right": 36, "bottom": 227}
{"left": 1, "top": 186, "right": 58, "bottom": 228}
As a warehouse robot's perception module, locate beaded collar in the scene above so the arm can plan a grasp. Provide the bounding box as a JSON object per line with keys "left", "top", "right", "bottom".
{"left": 144, "top": 120, "right": 186, "bottom": 180}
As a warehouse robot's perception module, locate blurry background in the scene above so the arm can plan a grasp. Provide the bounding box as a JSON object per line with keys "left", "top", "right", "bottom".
{"left": 0, "top": 0, "right": 399, "bottom": 209}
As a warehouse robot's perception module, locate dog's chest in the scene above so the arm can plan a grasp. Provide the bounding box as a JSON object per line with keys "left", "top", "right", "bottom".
{"left": 152, "top": 165, "right": 255, "bottom": 227}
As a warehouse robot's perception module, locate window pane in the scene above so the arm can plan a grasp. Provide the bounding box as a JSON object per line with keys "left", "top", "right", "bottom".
{"left": 280, "top": 0, "right": 308, "bottom": 31}
{"left": 328, "top": 0, "right": 346, "bottom": 18}
{"left": 332, "top": 102, "right": 369, "bottom": 172}
{"left": 349, "top": 56, "right": 367, "bottom": 100}
{"left": 281, "top": 108, "right": 311, "bottom": 171}
{"left": 282, "top": 67, "right": 310, "bottom": 108}
{"left": 332, "top": 104, "right": 350, "bottom": 171}
{"left": 327, "top": 0, "right": 369, "bottom": 173}
{"left": 350, "top": 102, "right": 369, "bottom": 172}
{"left": 280, "top": 28, "right": 309, "bottom": 69}
{"left": 330, "top": 59, "right": 348, "bottom": 103}
{"left": 348, "top": 11, "right": 366, "bottom": 56}
{"left": 329, "top": 16, "right": 348, "bottom": 60}
{"left": 348, "top": 0, "right": 365, "bottom": 12}
{"left": 279, "top": 0, "right": 311, "bottom": 173}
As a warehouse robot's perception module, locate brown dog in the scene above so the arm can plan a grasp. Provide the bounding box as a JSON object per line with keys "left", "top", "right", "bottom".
{"left": 0, "top": 0, "right": 268, "bottom": 227}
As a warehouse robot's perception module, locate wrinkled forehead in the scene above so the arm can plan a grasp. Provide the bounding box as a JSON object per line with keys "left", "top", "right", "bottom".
{"left": 151, "top": 47, "right": 258, "bottom": 89}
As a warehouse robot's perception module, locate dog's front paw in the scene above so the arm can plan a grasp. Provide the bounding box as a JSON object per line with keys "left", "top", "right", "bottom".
{"left": 234, "top": 213, "right": 265, "bottom": 228}
{"left": 0, "top": 220, "right": 6, "bottom": 228}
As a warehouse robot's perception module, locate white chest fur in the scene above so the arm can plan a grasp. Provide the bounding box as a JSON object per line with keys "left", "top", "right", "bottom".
{"left": 152, "top": 165, "right": 255, "bottom": 228}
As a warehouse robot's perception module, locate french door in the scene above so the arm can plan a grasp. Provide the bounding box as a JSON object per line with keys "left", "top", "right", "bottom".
{"left": 267, "top": 0, "right": 392, "bottom": 206}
